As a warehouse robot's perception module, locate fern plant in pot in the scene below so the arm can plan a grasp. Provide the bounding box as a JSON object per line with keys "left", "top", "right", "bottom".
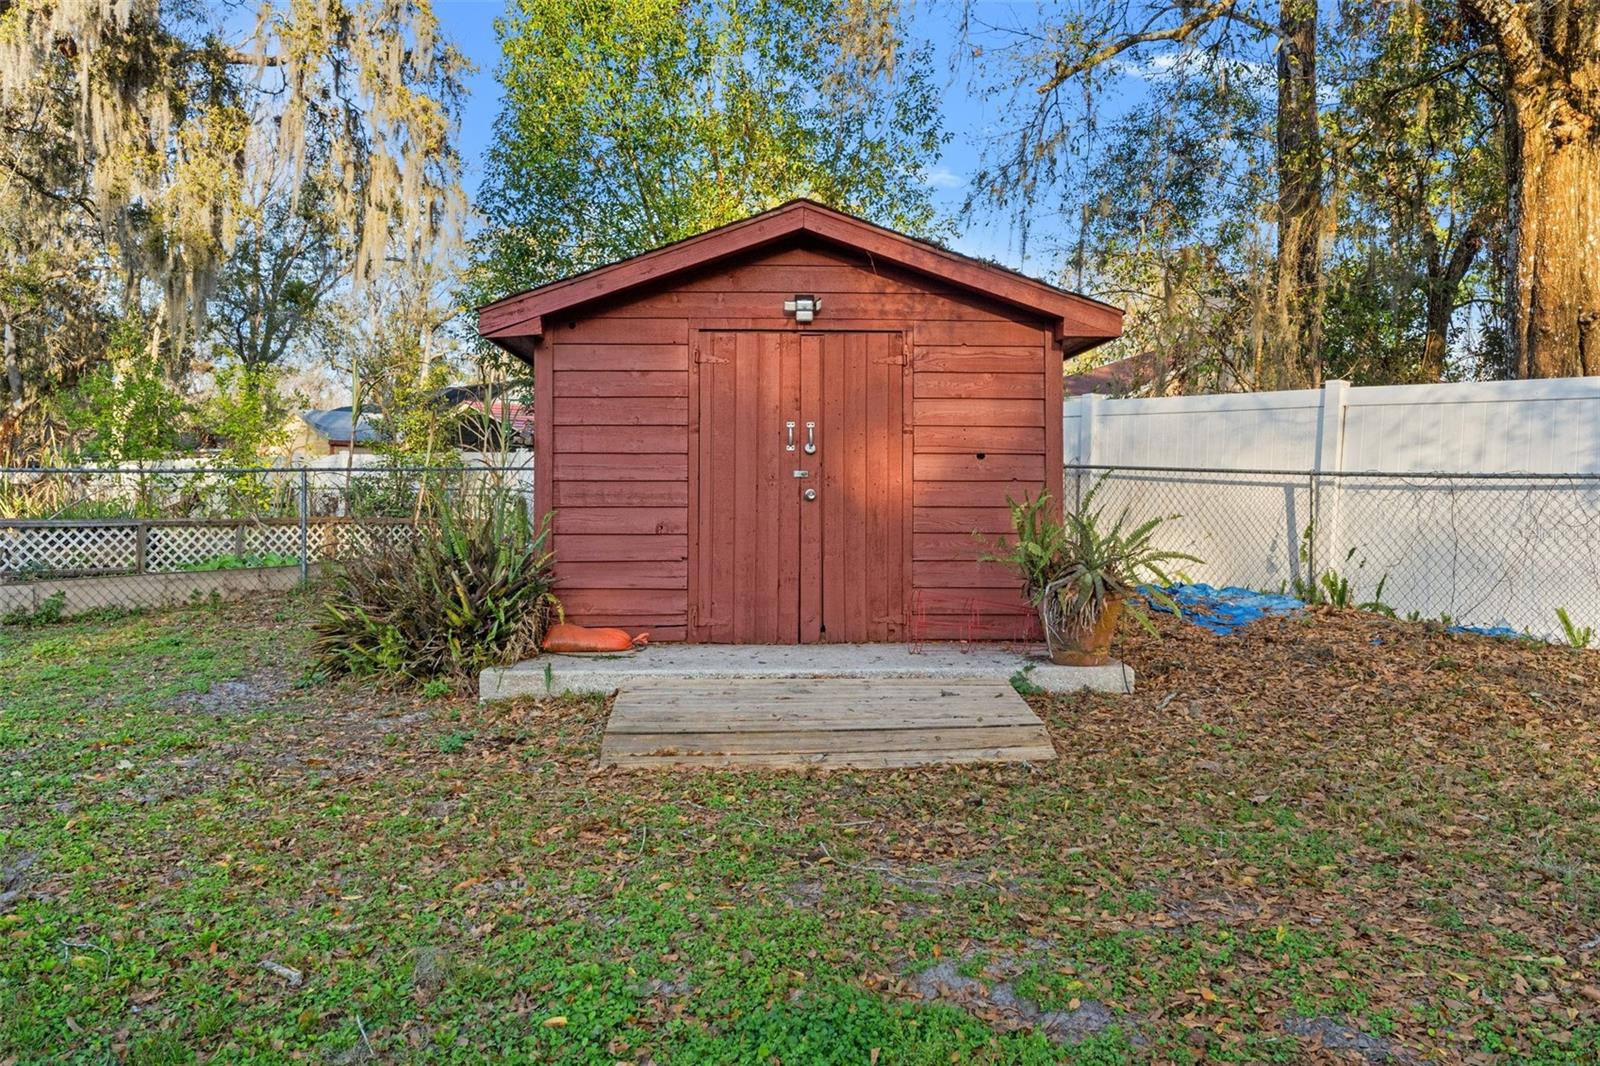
{"left": 990, "top": 481, "right": 1199, "bottom": 666}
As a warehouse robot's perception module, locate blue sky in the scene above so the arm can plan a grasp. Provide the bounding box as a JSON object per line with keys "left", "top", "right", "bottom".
{"left": 437, "top": 0, "right": 1056, "bottom": 272}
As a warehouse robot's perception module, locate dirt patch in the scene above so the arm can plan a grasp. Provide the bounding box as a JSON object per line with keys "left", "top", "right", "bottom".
{"left": 907, "top": 959, "right": 1130, "bottom": 1045}
{"left": 640, "top": 975, "right": 692, "bottom": 998}
{"left": 0, "top": 850, "right": 38, "bottom": 912}
{"left": 822, "top": 848, "right": 1021, "bottom": 896}
{"left": 172, "top": 669, "right": 294, "bottom": 716}
{"left": 1283, "top": 1014, "right": 1407, "bottom": 1062}
{"left": 409, "top": 946, "right": 450, "bottom": 1006}
{"left": 1162, "top": 889, "right": 1267, "bottom": 927}
{"left": 779, "top": 878, "right": 823, "bottom": 908}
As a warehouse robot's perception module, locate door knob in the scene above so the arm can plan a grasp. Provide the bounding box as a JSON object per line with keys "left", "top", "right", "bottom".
{"left": 803, "top": 488, "right": 817, "bottom": 501}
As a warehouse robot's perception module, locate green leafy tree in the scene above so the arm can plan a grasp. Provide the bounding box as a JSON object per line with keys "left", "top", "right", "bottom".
{"left": 966, "top": 0, "right": 1329, "bottom": 390}
{"left": 965, "top": 0, "right": 1515, "bottom": 389}
{"left": 207, "top": 176, "right": 349, "bottom": 372}
{"left": 1066, "top": 78, "right": 1278, "bottom": 392}
{"left": 0, "top": 0, "right": 469, "bottom": 459}
{"left": 200, "top": 364, "right": 292, "bottom": 468}
{"left": 470, "top": 0, "right": 949, "bottom": 298}
{"left": 1320, "top": 0, "right": 1506, "bottom": 384}
{"left": 70, "top": 319, "right": 189, "bottom": 464}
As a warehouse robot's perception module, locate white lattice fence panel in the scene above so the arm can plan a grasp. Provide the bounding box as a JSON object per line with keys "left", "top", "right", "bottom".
{"left": 146, "top": 525, "right": 239, "bottom": 573}
{"left": 0, "top": 524, "right": 138, "bottom": 577}
{"left": 243, "top": 524, "right": 303, "bottom": 561}
{"left": 317, "top": 521, "right": 417, "bottom": 560}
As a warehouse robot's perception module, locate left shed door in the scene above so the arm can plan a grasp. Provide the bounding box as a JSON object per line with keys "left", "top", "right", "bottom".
{"left": 694, "top": 331, "right": 805, "bottom": 642}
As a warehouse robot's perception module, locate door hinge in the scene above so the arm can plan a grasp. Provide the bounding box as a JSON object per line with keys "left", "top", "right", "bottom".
{"left": 694, "top": 345, "right": 728, "bottom": 365}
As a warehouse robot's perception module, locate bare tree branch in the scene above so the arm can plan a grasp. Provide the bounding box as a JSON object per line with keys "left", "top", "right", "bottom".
{"left": 1039, "top": 0, "right": 1243, "bottom": 93}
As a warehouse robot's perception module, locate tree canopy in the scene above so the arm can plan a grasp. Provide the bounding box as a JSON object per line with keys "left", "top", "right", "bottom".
{"left": 470, "top": 0, "right": 949, "bottom": 300}
{"left": 961, "top": 0, "right": 1584, "bottom": 387}
{"left": 2, "top": 0, "right": 1597, "bottom": 471}
{"left": 0, "top": 0, "right": 468, "bottom": 463}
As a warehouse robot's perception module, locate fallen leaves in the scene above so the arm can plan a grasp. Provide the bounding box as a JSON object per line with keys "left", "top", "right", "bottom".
{"left": 6, "top": 598, "right": 1600, "bottom": 1061}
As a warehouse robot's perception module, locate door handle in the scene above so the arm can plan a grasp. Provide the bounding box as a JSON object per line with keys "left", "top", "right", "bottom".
{"left": 785, "top": 421, "right": 796, "bottom": 452}
{"left": 803, "top": 421, "right": 817, "bottom": 454}
{"left": 803, "top": 488, "right": 817, "bottom": 501}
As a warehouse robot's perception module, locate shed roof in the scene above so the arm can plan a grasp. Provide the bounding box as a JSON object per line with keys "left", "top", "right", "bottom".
{"left": 476, "top": 199, "right": 1124, "bottom": 359}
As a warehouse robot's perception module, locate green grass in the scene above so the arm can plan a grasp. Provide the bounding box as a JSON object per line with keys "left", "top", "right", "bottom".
{"left": 3, "top": 598, "right": 1599, "bottom": 1062}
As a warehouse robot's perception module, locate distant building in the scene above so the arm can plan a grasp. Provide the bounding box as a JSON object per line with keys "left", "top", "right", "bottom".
{"left": 434, "top": 383, "right": 534, "bottom": 451}
{"left": 289, "top": 388, "right": 533, "bottom": 459}
{"left": 296, "top": 407, "right": 381, "bottom": 455}
{"left": 1063, "top": 353, "right": 1157, "bottom": 397}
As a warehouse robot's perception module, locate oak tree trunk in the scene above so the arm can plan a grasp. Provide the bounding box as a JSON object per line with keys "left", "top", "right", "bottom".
{"left": 1504, "top": 83, "right": 1600, "bottom": 376}
{"left": 1419, "top": 207, "right": 1497, "bottom": 381}
{"left": 1467, "top": 0, "right": 1600, "bottom": 376}
{"left": 1272, "top": 0, "right": 1325, "bottom": 389}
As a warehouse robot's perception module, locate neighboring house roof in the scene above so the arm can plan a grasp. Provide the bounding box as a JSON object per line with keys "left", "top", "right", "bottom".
{"left": 476, "top": 199, "right": 1124, "bottom": 358}
{"left": 1063, "top": 353, "right": 1157, "bottom": 397}
{"left": 301, "top": 407, "right": 380, "bottom": 444}
{"left": 463, "top": 399, "right": 533, "bottom": 439}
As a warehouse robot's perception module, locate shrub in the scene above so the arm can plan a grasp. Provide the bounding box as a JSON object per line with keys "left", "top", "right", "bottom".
{"left": 313, "top": 475, "right": 559, "bottom": 683}
{"left": 988, "top": 479, "right": 1198, "bottom": 639}
{"left": 180, "top": 552, "right": 299, "bottom": 572}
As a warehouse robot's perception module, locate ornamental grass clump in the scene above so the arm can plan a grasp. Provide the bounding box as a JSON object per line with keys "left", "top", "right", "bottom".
{"left": 314, "top": 474, "right": 560, "bottom": 684}
{"left": 990, "top": 478, "right": 1199, "bottom": 651}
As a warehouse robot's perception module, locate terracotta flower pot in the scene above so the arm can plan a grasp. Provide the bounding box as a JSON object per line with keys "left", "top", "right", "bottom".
{"left": 1046, "top": 597, "right": 1123, "bottom": 666}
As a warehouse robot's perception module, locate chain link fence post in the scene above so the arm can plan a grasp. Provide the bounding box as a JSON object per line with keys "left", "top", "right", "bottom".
{"left": 298, "top": 468, "right": 310, "bottom": 586}
{"left": 1305, "top": 470, "right": 1318, "bottom": 588}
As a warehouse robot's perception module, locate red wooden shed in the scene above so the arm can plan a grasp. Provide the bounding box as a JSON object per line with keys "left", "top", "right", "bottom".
{"left": 477, "top": 200, "right": 1123, "bottom": 643}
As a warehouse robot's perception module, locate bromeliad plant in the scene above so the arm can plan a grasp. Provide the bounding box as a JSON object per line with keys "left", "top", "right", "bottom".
{"left": 314, "top": 473, "right": 561, "bottom": 685}
{"left": 990, "top": 478, "right": 1200, "bottom": 655}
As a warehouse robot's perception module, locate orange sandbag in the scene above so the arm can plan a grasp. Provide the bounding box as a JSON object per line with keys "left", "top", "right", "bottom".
{"left": 542, "top": 622, "right": 649, "bottom": 654}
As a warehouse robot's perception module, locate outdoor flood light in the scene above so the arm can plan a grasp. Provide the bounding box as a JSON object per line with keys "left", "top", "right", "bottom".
{"left": 783, "top": 294, "right": 820, "bottom": 323}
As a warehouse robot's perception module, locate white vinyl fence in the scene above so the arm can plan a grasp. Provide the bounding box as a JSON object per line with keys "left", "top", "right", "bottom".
{"left": 1065, "top": 378, "right": 1600, "bottom": 638}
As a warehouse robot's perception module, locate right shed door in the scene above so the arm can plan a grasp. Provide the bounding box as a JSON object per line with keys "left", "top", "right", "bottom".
{"left": 811, "top": 331, "right": 908, "bottom": 642}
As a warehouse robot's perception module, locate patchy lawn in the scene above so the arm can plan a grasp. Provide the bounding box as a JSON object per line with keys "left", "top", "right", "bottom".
{"left": 2, "top": 596, "right": 1599, "bottom": 1064}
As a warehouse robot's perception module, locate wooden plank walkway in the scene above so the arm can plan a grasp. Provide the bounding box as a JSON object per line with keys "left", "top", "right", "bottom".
{"left": 600, "top": 678, "right": 1056, "bottom": 769}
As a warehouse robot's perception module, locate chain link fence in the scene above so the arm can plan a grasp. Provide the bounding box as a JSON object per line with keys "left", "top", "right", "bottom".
{"left": 8, "top": 459, "right": 1596, "bottom": 640}
{"left": 1, "top": 462, "right": 533, "bottom": 621}
{"left": 1068, "top": 464, "right": 1600, "bottom": 640}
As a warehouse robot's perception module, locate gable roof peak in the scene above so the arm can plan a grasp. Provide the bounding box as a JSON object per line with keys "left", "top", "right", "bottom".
{"left": 477, "top": 201, "right": 1123, "bottom": 354}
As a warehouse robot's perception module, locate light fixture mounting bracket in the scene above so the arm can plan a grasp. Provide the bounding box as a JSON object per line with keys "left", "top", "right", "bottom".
{"left": 782, "top": 294, "right": 821, "bottom": 324}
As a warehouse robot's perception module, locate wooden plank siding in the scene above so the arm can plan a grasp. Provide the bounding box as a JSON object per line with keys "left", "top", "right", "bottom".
{"left": 539, "top": 239, "right": 1053, "bottom": 641}
{"left": 907, "top": 325, "right": 1049, "bottom": 642}
{"left": 545, "top": 324, "right": 691, "bottom": 632}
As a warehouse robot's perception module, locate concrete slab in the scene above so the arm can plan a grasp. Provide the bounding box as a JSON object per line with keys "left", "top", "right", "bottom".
{"left": 480, "top": 643, "right": 1135, "bottom": 699}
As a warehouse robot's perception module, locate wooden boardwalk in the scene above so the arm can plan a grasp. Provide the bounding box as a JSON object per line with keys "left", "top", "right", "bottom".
{"left": 600, "top": 678, "right": 1056, "bottom": 770}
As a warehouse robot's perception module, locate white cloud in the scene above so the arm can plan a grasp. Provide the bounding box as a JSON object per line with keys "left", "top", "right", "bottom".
{"left": 924, "top": 166, "right": 966, "bottom": 190}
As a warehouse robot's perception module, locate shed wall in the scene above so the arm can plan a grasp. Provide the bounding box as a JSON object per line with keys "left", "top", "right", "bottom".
{"left": 540, "top": 240, "right": 1056, "bottom": 642}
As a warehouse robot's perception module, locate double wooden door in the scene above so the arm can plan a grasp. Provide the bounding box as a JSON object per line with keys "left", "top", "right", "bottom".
{"left": 695, "top": 330, "right": 907, "bottom": 643}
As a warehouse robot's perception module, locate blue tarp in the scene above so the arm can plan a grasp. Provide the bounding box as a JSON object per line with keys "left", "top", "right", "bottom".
{"left": 1138, "top": 582, "right": 1536, "bottom": 641}
{"left": 1446, "top": 623, "right": 1523, "bottom": 640}
{"left": 1143, "top": 583, "right": 1304, "bottom": 635}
